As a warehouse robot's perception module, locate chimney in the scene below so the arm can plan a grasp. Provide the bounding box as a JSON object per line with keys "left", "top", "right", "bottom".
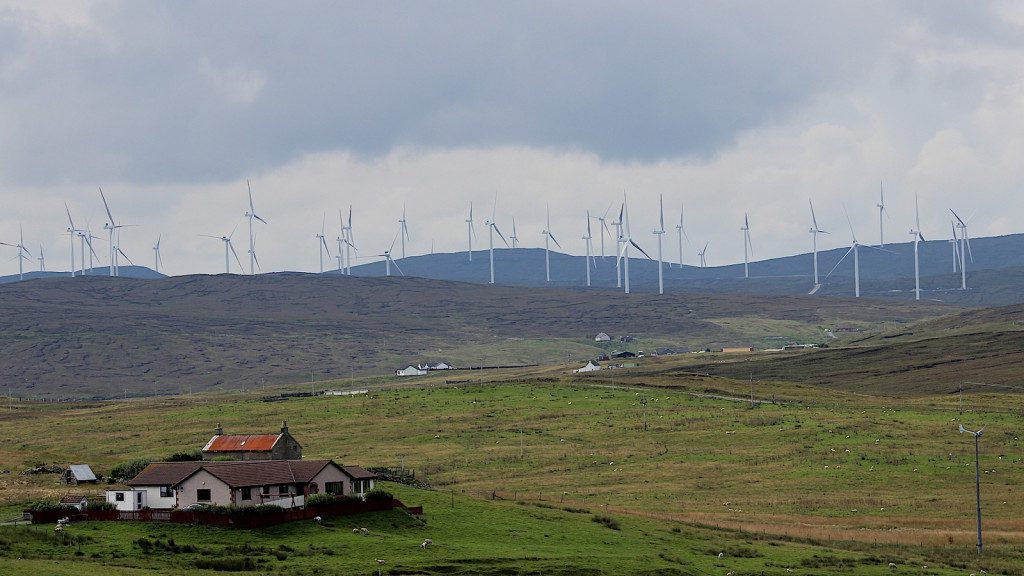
{"left": 214, "top": 423, "right": 223, "bottom": 436}
{"left": 281, "top": 420, "right": 289, "bottom": 435}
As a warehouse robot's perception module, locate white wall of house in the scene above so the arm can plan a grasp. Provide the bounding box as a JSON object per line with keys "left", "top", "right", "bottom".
{"left": 311, "top": 464, "right": 351, "bottom": 496}
{"left": 106, "top": 489, "right": 146, "bottom": 511}
{"left": 177, "top": 469, "right": 233, "bottom": 508}
{"left": 133, "top": 486, "right": 178, "bottom": 510}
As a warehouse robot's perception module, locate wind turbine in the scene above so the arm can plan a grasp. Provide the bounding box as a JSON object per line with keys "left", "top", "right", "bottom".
{"left": 653, "top": 195, "right": 666, "bottom": 294}
{"left": 465, "top": 202, "right": 476, "bottom": 262}
{"left": 335, "top": 210, "right": 345, "bottom": 272}
{"left": 824, "top": 208, "right": 893, "bottom": 298}
{"left": 675, "top": 203, "right": 689, "bottom": 268}
{"left": 951, "top": 209, "right": 972, "bottom": 290}
{"left": 582, "top": 210, "right": 595, "bottom": 287}
{"left": 84, "top": 227, "right": 101, "bottom": 274}
{"left": 809, "top": 199, "right": 829, "bottom": 286}
{"left": 877, "top": 181, "right": 888, "bottom": 247}
{"left": 698, "top": 242, "right": 709, "bottom": 268}
{"left": 509, "top": 217, "right": 519, "bottom": 249}
{"left": 398, "top": 205, "right": 410, "bottom": 260}
{"left": 596, "top": 204, "right": 613, "bottom": 259}
{"left": 1, "top": 225, "right": 33, "bottom": 280}
{"left": 343, "top": 206, "right": 355, "bottom": 275}
{"left": 542, "top": 205, "right": 562, "bottom": 282}
{"left": 37, "top": 245, "right": 45, "bottom": 272}
{"left": 244, "top": 180, "right": 267, "bottom": 275}
{"left": 950, "top": 222, "right": 961, "bottom": 273}
{"left": 378, "top": 233, "right": 404, "bottom": 277}
{"left": 315, "top": 215, "right": 332, "bottom": 273}
{"left": 616, "top": 192, "right": 653, "bottom": 294}
{"left": 153, "top": 235, "right": 164, "bottom": 275}
{"left": 909, "top": 194, "right": 925, "bottom": 300}
{"left": 113, "top": 229, "right": 134, "bottom": 271}
{"left": 484, "top": 198, "right": 510, "bottom": 284}
{"left": 100, "top": 187, "right": 130, "bottom": 277}
{"left": 64, "top": 204, "right": 81, "bottom": 277}
{"left": 741, "top": 213, "right": 753, "bottom": 279}
{"left": 612, "top": 204, "right": 624, "bottom": 288}
{"left": 202, "top": 225, "right": 244, "bottom": 274}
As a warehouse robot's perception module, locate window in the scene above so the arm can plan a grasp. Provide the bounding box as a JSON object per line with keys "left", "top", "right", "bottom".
{"left": 241, "top": 487, "right": 251, "bottom": 500}
{"left": 325, "top": 482, "right": 343, "bottom": 495}
{"left": 115, "top": 492, "right": 125, "bottom": 502}
{"left": 261, "top": 485, "right": 270, "bottom": 496}
{"left": 159, "top": 486, "right": 173, "bottom": 498}
{"left": 278, "top": 484, "right": 291, "bottom": 495}
{"left": 196, "top": 489, "right": 211, "bottom": 502}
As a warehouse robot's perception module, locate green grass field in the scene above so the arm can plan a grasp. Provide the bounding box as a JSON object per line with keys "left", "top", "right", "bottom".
{"left": 1, "top": 354, "right": 1023, "bottom": 574}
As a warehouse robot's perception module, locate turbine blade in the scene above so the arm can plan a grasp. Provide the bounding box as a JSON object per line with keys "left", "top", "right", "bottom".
{"left": 824, "top": 246, "right": 855, "bottom": 280}
{"left": 659, "top": 195, "right": 664, "bottom": 231}
{"left": 117, "top": 247, "right": 134, "bottom": 266}
{"left": 809, "top": 199, "right": 818, "bottom": 229}
{"left": 630, "top": 239, "right": 653, "bottom": 260}
{"left": 586, "top": 211, "right": 592, "bottom": 236}
{"left": 247, "top": 180, "right": 255, "bottom": 213}
{"left": 255, "top": 214, "right": 268, "bottom": 225}
{"left": 99, "top": 187, "right": 115, "bottom": 225}
{"left": 65, "top": 203, "right": 76, "bottom": 230}
{"left": 549, "top": 232, "right": 562, "bottom": 249}
{"left": 391, "top": 258, "right": 405, "bottom": 276}
{"left": 950, "top": 208, "right": 966, "bottom": 227}
{"left": 494, "top": 224, "right": 510, "bottom": 248}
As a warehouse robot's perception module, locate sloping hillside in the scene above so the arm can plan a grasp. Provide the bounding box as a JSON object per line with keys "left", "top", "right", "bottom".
{"left": 0, "top": 273, "right": 945, "bottom": 399}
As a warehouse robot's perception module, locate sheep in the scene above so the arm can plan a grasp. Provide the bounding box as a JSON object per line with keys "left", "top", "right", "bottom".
{"left": 717, "top": 552, "right": 724, "bottom": 559}
{"left": 352, "top": 528, "right": 360, "bottom": 533}
{"left": 421, "top": 538, "right": 433, "bottom": 548}
{"left": 360, "top": 527, "right": 369, "bottom": 535}
{"left": 313, "top": 516, "right": 322, "bottom": 524}
{"left": 888, "top": 562, "right": 897, "bottom": 569}
{"left": 375, "top": 559, "right": 386, "bottom": 564}
{"left": 53, "top": 524, "right": 64, "bottom": 533}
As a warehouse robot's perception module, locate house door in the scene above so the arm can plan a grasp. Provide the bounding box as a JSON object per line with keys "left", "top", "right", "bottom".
{"left": 136, "top": 492, "right": 143, "bottom": 509}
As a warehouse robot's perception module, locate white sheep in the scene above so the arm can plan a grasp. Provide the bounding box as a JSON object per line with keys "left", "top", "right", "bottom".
{"left": 360, "top": 527, "right": 369, "bottom": 535}
{"left": 313, "top": 516, "right": 322, "bottom": 523}
{"left": 53, "top": 524, "right": 64, "bottom": 532}
{"left": 717, "top": 552, "right": 724, "bottom": 559}
{"left": 376, "top": 559, "right": 386, "bottom": 564}
{"left": 888, "top": 562, "right": 897, "bottom": 569}
{"left": 421, "top": 538, "right": 433, "bottom": 548}
{"left": 352, "top": 528, "right": 360, "bottom": 533}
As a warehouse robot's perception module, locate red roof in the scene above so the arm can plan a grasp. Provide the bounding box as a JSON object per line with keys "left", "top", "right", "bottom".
{"left": 203, "top": 434, "right": 281, "bottom": 453}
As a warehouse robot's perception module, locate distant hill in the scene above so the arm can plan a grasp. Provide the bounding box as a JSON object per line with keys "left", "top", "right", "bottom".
{"left": 0, "top": 265, "right": 164, "bottom": 284}
{"left": 0, "top": 273, "right": 945, "bottom": 400}
{"left": 344, "top": 233, "right": 1024, "bottom": 306}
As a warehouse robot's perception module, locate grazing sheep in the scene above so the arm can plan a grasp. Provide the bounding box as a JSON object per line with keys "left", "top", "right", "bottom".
{"left": 717, "top": 552, "right": 724, "bottom": 559}
{"left": 53, "top": 524, "right": 64, "bottom": 532}
{"left": 314, "top": 516, "right": 322, "bottom": 523}
{"left": 888, "top": 562, "right": 897, "bottom": 569}
{"left": 375, "top": 559, "right": 385, "bottom": 564}
{"left": 360, "top": 527, "right": 369, "bottom": 535}
{"left": 352, "top": 528, "right": 360, "bottom": 533}
{"left": 421, "top": 538, "right": 433, "bottom": 548}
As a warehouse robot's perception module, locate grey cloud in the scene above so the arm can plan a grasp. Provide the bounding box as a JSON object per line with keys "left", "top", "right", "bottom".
{"left": 2, "top": 1, "right": 907, "bottom": 186}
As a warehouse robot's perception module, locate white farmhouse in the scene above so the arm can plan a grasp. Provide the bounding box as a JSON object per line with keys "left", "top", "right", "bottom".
{"left": 573, "top": 360, "right": 602, "bottom": 373}
{"left": 395, "top": 365, "right": 428, "bottom": 376}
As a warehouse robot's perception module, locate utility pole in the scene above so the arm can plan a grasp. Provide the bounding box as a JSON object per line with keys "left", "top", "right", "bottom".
{"left": 959, "top": 423, "right": 985, "bottom": 554}
{"left": 640, "top": 397, "right": 648, "bottom": 431}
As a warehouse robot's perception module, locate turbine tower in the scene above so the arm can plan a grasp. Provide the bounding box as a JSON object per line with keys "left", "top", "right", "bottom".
{"left": 343, "top": 206, "right": 355, "bottom": 275}
{"left": 485, "top": 198, "right": 510, "bottom": 284}
{"left": 950, "top": 222, "right": 961, "bottom": 273}
{"left": 597, "top": 204, "right": 613, "bottom": 258}
{"left": 378, "top": 233, "right": 404, "bottom": 277}
{"left": 153, "top": 235, "right": 164, "bottom": 275}
{"left": 698, "top": 242, "right": 709, "bottom": 268}
{"left": 741, "top": 213, "right": 753, "bottom": 279}
{"left": 612, "top": 204, "right": 624, "bottom": 288}
{"left": 398, "top": 205, "right": 410, "bottom": 260}
{"left": 509, "top": 217, "right": 519, "bottom": 248}
{"left": 809, "top": 199, "right": 829, "bottom": 286}
{"left": 823, "top": 209, "right": 893, "bottom": 298}
{"left": 675, "top": 203, "right": 688, "bottom": 268}
{"left": 465, "top": 202, "right": 476, "bottom": 262}
{"left": 582, "top": 210, "right": 594, "bottom": 287}
{"left": 244, "top": 180, "right": 267, "bottom": 276}
{"left": 951, "top": 209, "right": 972, "bottom": 290}
{"left": 653, "top": 195, "right": 666, "bottom": 294}
{"left": 315, "top": 215, "right": 332, "bottom": 273}
{"left": 335, "top": 209, "right": 345, "bottom": 272}
{"left": 542, "top": 205, "right": 561, "bottom": 282}
{"left": 877, "top": 181, "right": 888, "bottom": 247}
{"left": 37, "top": 245, "right": 45, "bottom": 272}
{"left": 909, "top": 194, "right": 925, "bottom": 300}
{"left": 64, "top": 204, "right": 80, "bottom": 277}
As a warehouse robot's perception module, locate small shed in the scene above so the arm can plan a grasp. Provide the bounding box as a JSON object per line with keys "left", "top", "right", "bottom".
{"left": 594, "top": 332, "right": 611, "bottom": 342}
{"left": 61, "top": 464, "right": 98, "bottom": 486}
{"left": 59, "top": 494, "right": 89, "bottom": 511}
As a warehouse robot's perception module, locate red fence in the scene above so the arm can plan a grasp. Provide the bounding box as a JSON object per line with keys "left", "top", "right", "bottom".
{"left": 28, "top": 499, "right": 419, "bottom": 528}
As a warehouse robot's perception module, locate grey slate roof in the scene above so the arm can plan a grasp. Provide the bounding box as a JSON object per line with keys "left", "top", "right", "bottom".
{"left": 68, "top": 464, "right": 97, "bottom": 481}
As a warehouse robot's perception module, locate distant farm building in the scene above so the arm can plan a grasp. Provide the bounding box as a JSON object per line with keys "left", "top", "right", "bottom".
{"left": 612, "top": 351, "right": 637, "bottom": 359}
{"left": 654, "top": 347, "right": 679, "bottom": 356}
{"left": 573, "top": 361, "right": 602, "bottom": 373}
{"left": 619, "top": 335, "right": 635, "bottom": 343}
{"left": 594, "top": 332, "right": 611, "bottom": 342}
{"left": 396, "top": 365, "right": 428, "bottom": 376}
{"left": 722, "top": 347, "right": 756, "bottom": 353}
{"left": 202, "top": 421, "right": 302, "bottom": 461}
{"left": 61, "top": 464, "right": 98, "bottom": 486}
{"left": 422, "top": 361, "right": 454, "bottom": 370}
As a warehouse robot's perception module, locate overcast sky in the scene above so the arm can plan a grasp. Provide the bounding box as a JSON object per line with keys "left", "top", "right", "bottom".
{"left": 1, "top": 1, "right": 1023, "bottom": 275}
